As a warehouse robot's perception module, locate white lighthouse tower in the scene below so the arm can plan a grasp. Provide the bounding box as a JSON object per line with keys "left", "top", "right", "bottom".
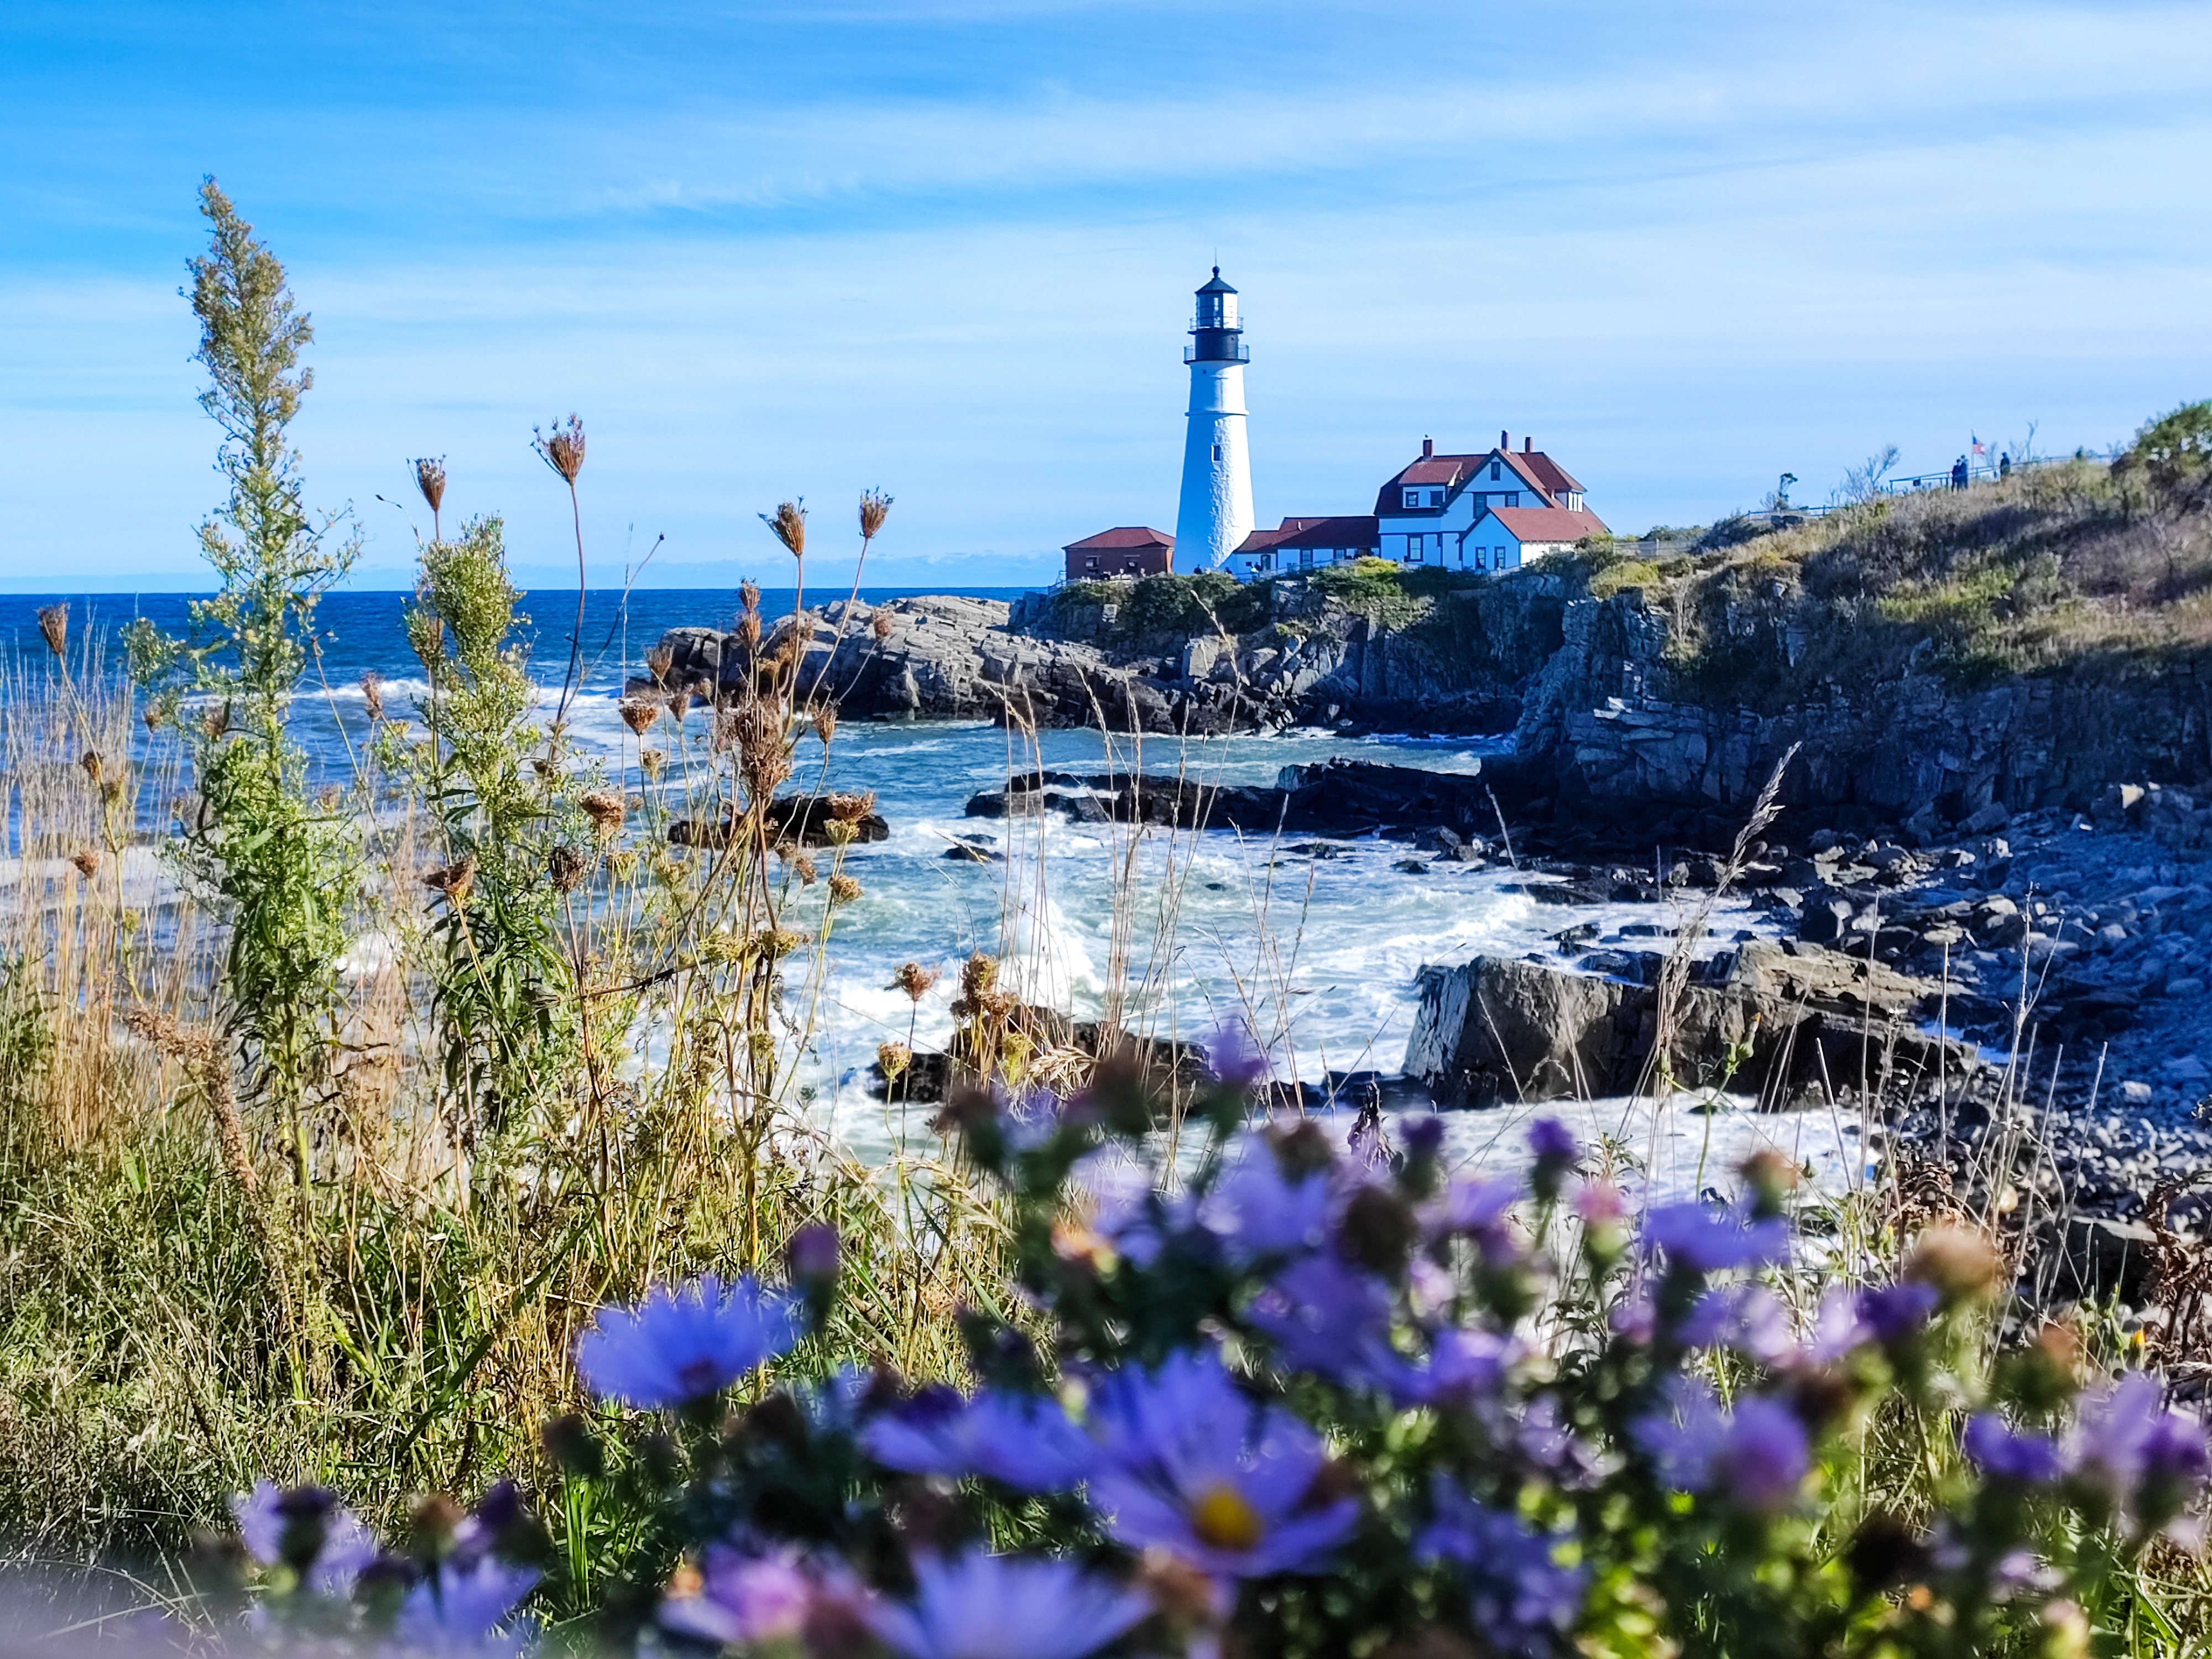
{"left": 1173, "top": 268, "right": 1255, "bottom": 571}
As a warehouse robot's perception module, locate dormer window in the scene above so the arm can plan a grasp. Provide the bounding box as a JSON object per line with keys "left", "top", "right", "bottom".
{"left": 1402, "top": 488, "right": 1420, "bottom": 509}
{"left": 1427, "top": 489, "right": 1444, "bottom": 507}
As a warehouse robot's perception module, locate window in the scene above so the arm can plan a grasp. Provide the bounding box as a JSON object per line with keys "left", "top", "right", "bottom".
{"left": 1472, "top": 493, "right": 1486, "bottom": 512}
{"left": 1300, "top": 547, "right": 1314, "bottom": 568}
{"left": 1403, "top": 488, "right": 1420, "bottom": 509}
{"left": 1406, "top": 535, "right": 1423, "bottom": 562}
{"left": 1490, "top": 461, "right": 1501, "bottom": 481}
{"left": 1473, "top": 546, "right": 1488, "bottom": 570}
{"left": 1212, "top": 444, "right": 1222, "bottom": 461}
{"left": 1505, "top": 492, "right": 1520, "bottom": 507}
{"left": 1497, "top": 546, "right": 1511, "bottom": 564}
{"left": 1428, "top": 489, "right": 1444, "bottom": 507}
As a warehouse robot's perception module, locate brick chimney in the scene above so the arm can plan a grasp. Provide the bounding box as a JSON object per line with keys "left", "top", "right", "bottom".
{"left": 1524, "top": 435, "right": 1533, "bottom": 453}
{"left": 1499, "top": 429, "right": 1509, "bottom": 450}
{"left": 1421, "top": 437, "right": 1434, "bottom": 459}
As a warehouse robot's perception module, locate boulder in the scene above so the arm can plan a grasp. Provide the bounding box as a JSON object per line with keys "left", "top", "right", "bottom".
{"left": 1404, "top": 941, "right": 1966, "bottom": 1107}
{"left": 669, "top": 793, "right": 890, "bottom": 849}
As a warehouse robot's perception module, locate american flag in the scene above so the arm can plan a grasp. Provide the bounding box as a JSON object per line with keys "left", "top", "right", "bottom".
{"left": 1971, "top": 435, "right": 1986, "bottom": 457}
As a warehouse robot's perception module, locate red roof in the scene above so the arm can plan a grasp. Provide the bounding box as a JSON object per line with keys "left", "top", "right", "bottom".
{"left": 1064, "top": 525, "right": 1174, "bottom": 554}
{"left": 1374, "top": 445, "right": 1587, "bottom": 514}
{"left": 1234, "top": 516, "right": 1330, "bottom": 554}
{"left": 1270, "top": 514, "right": 1378, "bottom": 552}
{"left": 1486, "top": 505, "right": 1609, "bottom": 542}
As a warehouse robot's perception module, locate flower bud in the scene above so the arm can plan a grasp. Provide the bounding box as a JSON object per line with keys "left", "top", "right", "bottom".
{"left": 1902, "top": 1223, "right": 2004, "bottom": 1308}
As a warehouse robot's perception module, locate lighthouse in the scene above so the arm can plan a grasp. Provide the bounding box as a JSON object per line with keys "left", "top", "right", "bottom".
{"left": 1173, "top": 268, "right": 1255, "bottom": 571}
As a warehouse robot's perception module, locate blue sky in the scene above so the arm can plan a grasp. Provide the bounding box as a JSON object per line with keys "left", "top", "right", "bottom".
{"left": 3, "top": 1, "right": 2209, "bottom": 592}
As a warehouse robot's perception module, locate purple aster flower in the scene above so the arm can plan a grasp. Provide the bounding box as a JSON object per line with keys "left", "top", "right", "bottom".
{"left": 659, "top": 1546, "right": 817, "bottom": 1648}
{"left": 1804, "top": 1286, "right": 1872, "bottom": 1361}
{"left": 1715, "top": 1397, "right": 1811, "bottom": 1515}
{"left": 1425, "top": 1172, "right": 1519, "bottom": 1239}
{"left": 1964, "top": 1415, "right": 2064, "bottom": 1485}
{"left": 232, "top": 1482, "right": 379, "bottom": 1597}
{"left": 1527, "top": 1117, "right": 1579, "bottom": 1165}
{"left": 574, "top": 1274, "right": 800, "bottom": 1408}
{"left": 392, "top": 1557, "right": 540, "bottom": 1657}
{"left": 1394, "top": 1326, "right": 1518, "bottom": 1408}
{"left": 1632, "top": 1379, "right": 1808, "bottom": 1514}
{"left": 1574, "top": 1178, "right": 1627, "bottom": 1229}
{"left": 1204, "top": 1022, "right": 1271, "bottom": 1089}
{"left": 1517, "top": 1394, "right": 1606, "bottom": 1488}
{"left": 863, "top": 1388, "right": 1095, "bottom": 1493}
{"left": 865, "top": 1549, "right": 1152, "bottom": 1659}
{"left": 1247, "top": 1253, "right": 1407, "bottom": 1391}
{"left": 2069, "top": 1374, "right": 2212, "bottom": 1525}
{"left": 1086, "top": 1349, "right": 1360, "bottom": 1578}
{"left": 1609, "top": 1294, "right": 1657, "bottom": 1346}
{"left": 1678, "top": 1285, "right": 1795, "bottom": 1366}
{"left": 1631, "top": 1374, "right": 1729, "bottom": 1491}
{"left": 1858, "top": 1281, "right": 1942, "bottom": 1343}
{"left": 1642, "top": 1200, "right": 1791, "bottom": 1274}
{"left": 1198, "top": 1147, "right": 1333, "bottom": 1263}
{"left": 1418, "top": 1478, "right": 1587, "bottom": 1656}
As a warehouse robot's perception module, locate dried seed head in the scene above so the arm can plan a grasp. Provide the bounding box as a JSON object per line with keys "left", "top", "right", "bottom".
{"left": 70, "top": 849, "right": 101, "bottom": 880}
{"left": 877, "top": 1041, "right": 911, "bottom": 1079}
{"left": 424, "top": 854, "right": 477, "bottom": 903}
{"left": 740, "top": 579, "right": 761, "bottom": 617}
{"left": 827, "top": 790, "right": 875, "bottom": 823}
{"left": 760, "top": 499, "right": 807, "bottom": 559}
{"left": 645, "top": 645, "right": 675, "bottom": 685}
{"left": 413, "top": 456, "right": 447, "bottom": 515}
{"left": 795, "top": 853, "right": 818, "bottom": 885}
{"left": 639, "top": 748, "right": 666, "bottom": 780}
{"left": 737, "top": 612, "right": 763, "bottom": 651}
{"left": 859, "top": 488, "right": 893, "bottom": 542}
{"left": 1903, "top": 1223, "right": 2004, "bottom": 1306}
{"left": 872, "top": 611, "right": 894, "bottom": 642}
{"left": 360, "top": 671, "right": 386, "bottom": 723}
{"left": 79, "top": 750, "right": 105, "bottom": 786}
{"left": 142, "top": 703, "right": 164, "bottom": 733}
{"left": 534, "top": 415, "right": 586, "bottom": 484}
{"left": 667, "top": 690, "right": 692, "bottom": 723}
{"left": 891, "top": 962, "right": 940, "bottom": 1002}
{"left": 202, "top": 703, "right": 232, "bottom": 740}
{"left": 317, "top": 785, "right": 341, "bottom": 812}
{"left": 580, "top": 789, "right": 627, "bottom": 836}
{"left": 730, "top": 695, "right": 794, "bottom": 804}
{"left": 827, "top": 873, "right": 862, "bottom": 906}
{"left": 548, "top": 843, "right": 589, "bottom": 892}
{"left": 619, "top": 698, "right": 661, "bottom": 735}
{"left": 36, "top": 603, "right": 67, "bottom": 657}
{"left": 960, "top": 953, "right": 998, "bottom": 1002}
{"left": 809, "top": 703, "right": 837, "bottom": 745}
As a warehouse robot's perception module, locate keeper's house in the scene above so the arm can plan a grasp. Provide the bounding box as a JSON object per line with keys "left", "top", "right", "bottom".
{"left": 1219, "top": 432, "right": 1606, "bottom": 582}
{"left": 1063, "top": 526, "right": 1174, "bottom": 581}
{"left": 1376, "top": 433, "right": 1605, "bottom": 574}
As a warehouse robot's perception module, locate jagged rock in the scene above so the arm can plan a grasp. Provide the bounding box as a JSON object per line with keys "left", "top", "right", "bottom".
{"left": 1404, "top": 941, "right": 1970, "bottom": 1107}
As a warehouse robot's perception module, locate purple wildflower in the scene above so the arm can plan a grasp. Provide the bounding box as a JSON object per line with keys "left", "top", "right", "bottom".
{"left": 574, "top": 1274, "right": 800, "bottom": 1408}
{"left": 1964, "top": 1415, "right": 2064, "bottom": 1485}
{"left": 1642, "top": 1200, "right": 1791, "bottom": 1274}
{"left": 1086, "top": 1349, "right": 1359, "bottom": 1578}
{"left": 1574, "top": 1178, "right": 1627, "bottom": 1229}
{"left": 1631, "top": 1378, "right": 1808, "bottom": 1514}
{"left": 1858, "top": 1281, "right": 1941, "bottom": 1343}
{"left": 1418, "top": 1478, "right": 1587, "bottom": 1656}
{"left": 1395, "top": 1326, "right": 1518, "bottom": 1408}
{"left": 1247, "top": 1253, "right": 1406, "bottom": 1391}
{"left": 1198, "top": 1146, "right": 1333, "bottom": 1263}
{"left": 863, "top": 1388, "right": 1095, "bottom": 1493}
{"left": 659, "top": 1546, "right": 817, "bottom": 1648}
{"left": 1204, "top": 1022, "right": 1271, "bottom": 1090}
{"left": 232, "top": 1482, "right": 379, "bottom": 1597}
{"left": 1715, "top": 1397, "right": 1811, "bottom": 1515}
{"left": 1425, "top": 1172, "right": 1519, "bottom": 1239}
{"left": 865, "top": 1549, "right": 1152, "bottom": 1659}
{"left": 1527, "top": 1117, "right": 1579, "bottom": 1166}
{"left": 1678, "top": 1284, "right": 1795, "bottom": 1366}
{"left": 392, "top": 1557, "right": 540, "bottom": 1657}
{"left": 2069, "top": 1374, "right": 2212, "bottom": 1525}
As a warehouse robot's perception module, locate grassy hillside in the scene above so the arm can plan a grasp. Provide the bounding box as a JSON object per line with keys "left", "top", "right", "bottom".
{"left": 1569, "top": 405, "right": 2212, "bottom": 709}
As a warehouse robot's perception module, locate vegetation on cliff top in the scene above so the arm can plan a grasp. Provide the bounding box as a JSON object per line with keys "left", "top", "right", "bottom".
{"left": 1561, "top": 403, "right": 2212, "bottom": 708}
{"left": 1055, "top": 558, "right": 1493, "bottom": 646}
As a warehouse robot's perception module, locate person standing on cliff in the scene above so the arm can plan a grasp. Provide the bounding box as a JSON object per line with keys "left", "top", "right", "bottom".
{"left": 1952, "top": 456, "right": 1969, "bottom": 491}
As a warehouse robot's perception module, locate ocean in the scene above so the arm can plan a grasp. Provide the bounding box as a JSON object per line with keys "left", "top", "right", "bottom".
{"left": 0, "top": 586, "right": 1865, "bottom": 1198}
